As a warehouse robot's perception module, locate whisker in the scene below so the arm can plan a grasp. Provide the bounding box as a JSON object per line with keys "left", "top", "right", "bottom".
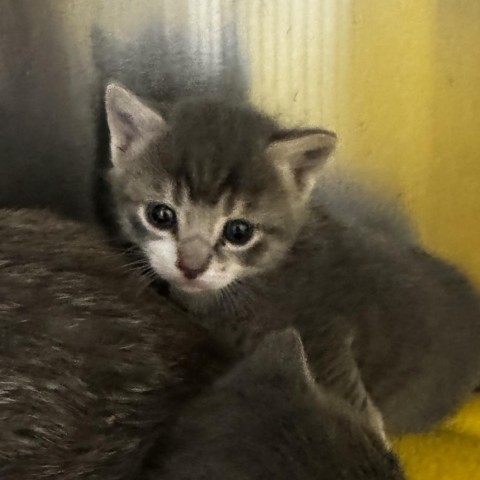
{"left": 133, "top": 267, "right": 160, "bottom": 296}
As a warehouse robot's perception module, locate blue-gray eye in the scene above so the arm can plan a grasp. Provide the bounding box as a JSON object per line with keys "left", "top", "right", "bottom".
{"left": 223, "top": 219, "right": 254, "bottom": 245}
{"left": 146, "top": 203, "right": 177, "bottom": 230}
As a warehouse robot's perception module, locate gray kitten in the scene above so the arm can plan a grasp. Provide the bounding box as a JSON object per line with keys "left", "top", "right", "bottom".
{"left": 0, "top": 208, "right": 232, "bottom": 479}
{"left": 154, "top": 328, "right": 405, "bottom": 480}
{"left": 105, "top": 83, "right": 480, "bottom": 435}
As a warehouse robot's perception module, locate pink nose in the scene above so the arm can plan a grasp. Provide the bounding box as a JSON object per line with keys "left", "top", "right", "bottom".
{"left": 176, "top": 258, "right": 208, "bottom": 280}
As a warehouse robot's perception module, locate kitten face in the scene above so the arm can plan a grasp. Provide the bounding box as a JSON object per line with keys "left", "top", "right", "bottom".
{"left": 106, "top": 83, "right": 336, "bottom": 294}
{"left": 113, "top": 174, "right": 293, "bottom": 294}
{"left": 157, "top": 329, "right": 405, "bottom": 480}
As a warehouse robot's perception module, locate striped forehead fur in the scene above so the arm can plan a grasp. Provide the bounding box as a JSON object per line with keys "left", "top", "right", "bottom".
{"left": 145, "top": 97, "right": 284, "bottom": 206}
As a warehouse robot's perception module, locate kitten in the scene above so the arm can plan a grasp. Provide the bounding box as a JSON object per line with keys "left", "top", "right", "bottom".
{"left": 0, "top": 208, "right": 233, "bottom": 480}
{"left": 105, "top": 83, "right": 480, "bottom": 435}
{"left": 150, "top": 329, "right": 405, "bottom": 480}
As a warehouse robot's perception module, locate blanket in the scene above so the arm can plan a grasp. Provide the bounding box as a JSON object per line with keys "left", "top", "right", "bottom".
{"left": 394, "top": 396, "right": 480, "bottom": 479}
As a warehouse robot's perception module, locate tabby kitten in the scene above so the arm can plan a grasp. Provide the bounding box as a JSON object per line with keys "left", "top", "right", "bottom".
{"left": 0, "top": 208, "right": 232, "bottom": 480}
{"left": 105, "top": 83, "right": 480, "bottom": 435}
{"left": 153, "top": 329, "right": 405, "bottom": 480}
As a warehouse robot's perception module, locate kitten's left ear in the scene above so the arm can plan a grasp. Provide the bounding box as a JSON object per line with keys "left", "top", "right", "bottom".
{"left": 105, "top": 82, "right": 167, "bottom": 168}
{"left": 267, "top": 129, "right": 337, "bottom": 198}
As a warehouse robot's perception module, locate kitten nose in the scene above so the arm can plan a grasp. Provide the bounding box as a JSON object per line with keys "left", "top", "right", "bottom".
{"left": 176, "top": 258, "right": 208, "bottom": 280}
{"left": 177, "top": 237, "right": 212, "bottom": 280}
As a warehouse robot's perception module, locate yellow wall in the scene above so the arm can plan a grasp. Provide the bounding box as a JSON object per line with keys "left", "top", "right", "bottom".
{"left": 243, "top": 0, "right": 480, "bottom": 285}
{"left": 427, "top": 1, "right": 480, "bottom": 283}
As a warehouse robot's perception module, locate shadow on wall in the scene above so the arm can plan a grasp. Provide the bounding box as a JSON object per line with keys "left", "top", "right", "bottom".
{"left": 0, "top": 0, "right": 249, "bottom": 221}
{"left": 0, "top": 0, "right": 91, "bottom": 219}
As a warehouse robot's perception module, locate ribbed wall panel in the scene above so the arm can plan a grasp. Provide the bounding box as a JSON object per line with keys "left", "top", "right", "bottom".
{"left": 1, "top": 0, "right": 480, "bottom": 290}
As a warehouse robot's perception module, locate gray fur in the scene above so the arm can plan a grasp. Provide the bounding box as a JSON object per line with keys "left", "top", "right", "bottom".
{"left": 106, "top": 85, "right": 480, "bottom": 435}
{"left": 151, "top": 329, "right": 405, "bottom": 480}
{"left": 253, "top": 213, "right": 480, "bottom": 434}
{"left": 0, "top": 208, "right": 403, "bottom": 479}
{"left": 0, "top": 208, "right": 232, "bottom": 479}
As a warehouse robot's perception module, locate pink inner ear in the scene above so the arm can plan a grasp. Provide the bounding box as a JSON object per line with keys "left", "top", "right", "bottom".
{"left": 293, "top": 146, "right": 331, "bottom": 187}
{"left": 115, "top": 110, "right": 139, "bottom": 152}
{"left": 107, "top": 84, "right": 168, "bottom": 157}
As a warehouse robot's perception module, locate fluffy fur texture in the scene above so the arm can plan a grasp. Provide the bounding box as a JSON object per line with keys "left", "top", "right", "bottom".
{"left": 0, "top": 208, "right": 232, "bottom": 479}
{"left": 150, "top": 329, "right": 405, "bottom": 480}
{"left": 0, "top": 208, "right": 405, "bottom": 479}
{"left": 106, "top": 84, "right": 480, "bottom": 435}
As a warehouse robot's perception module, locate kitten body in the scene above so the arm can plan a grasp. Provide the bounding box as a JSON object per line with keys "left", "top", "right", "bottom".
{"left": 154, "top": 329, "right": 405, "bottom": 480}
{"left": 249, "top": 207, "right": 480, "bottom": 434}
{"left": 106, "top": 84, "right": 480, "bottom": 435}
{"left": 0, "top": 208, "right": 232, "bottom": 479}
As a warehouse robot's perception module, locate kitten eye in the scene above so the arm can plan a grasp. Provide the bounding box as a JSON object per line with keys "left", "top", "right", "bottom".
{"left": 223, "top": 219, "right": 254, "bottom": 246}
{"left": 146, "top": 203, "right": 177, "bottom": 230}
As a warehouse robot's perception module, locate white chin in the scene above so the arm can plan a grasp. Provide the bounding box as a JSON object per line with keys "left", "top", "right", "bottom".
{"left": 174, "top": 283, "right": 212, "bottom": 294}
{"left": 150, "top": 263, "right": 233, "bottom": 293}
{"left": 168, "top": 277, "right": 223, "bottom": 294}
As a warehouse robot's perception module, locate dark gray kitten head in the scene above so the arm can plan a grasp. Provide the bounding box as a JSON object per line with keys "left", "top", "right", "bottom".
{"left": 156, "top": 329, "right": 405, "bottom": 480}
{"left": 105, "top": 83, "right": 336, "bottom": 296}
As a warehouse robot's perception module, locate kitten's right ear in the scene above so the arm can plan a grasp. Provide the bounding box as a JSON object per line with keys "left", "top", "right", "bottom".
{"left": 228, "top": 328, "right": 314, "bottom": 385}
{"left": 105, "top": 83, "right": 167, "bottom": 168}
{"left": 254, "top": 328, "right": 310, "bottom": 377}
